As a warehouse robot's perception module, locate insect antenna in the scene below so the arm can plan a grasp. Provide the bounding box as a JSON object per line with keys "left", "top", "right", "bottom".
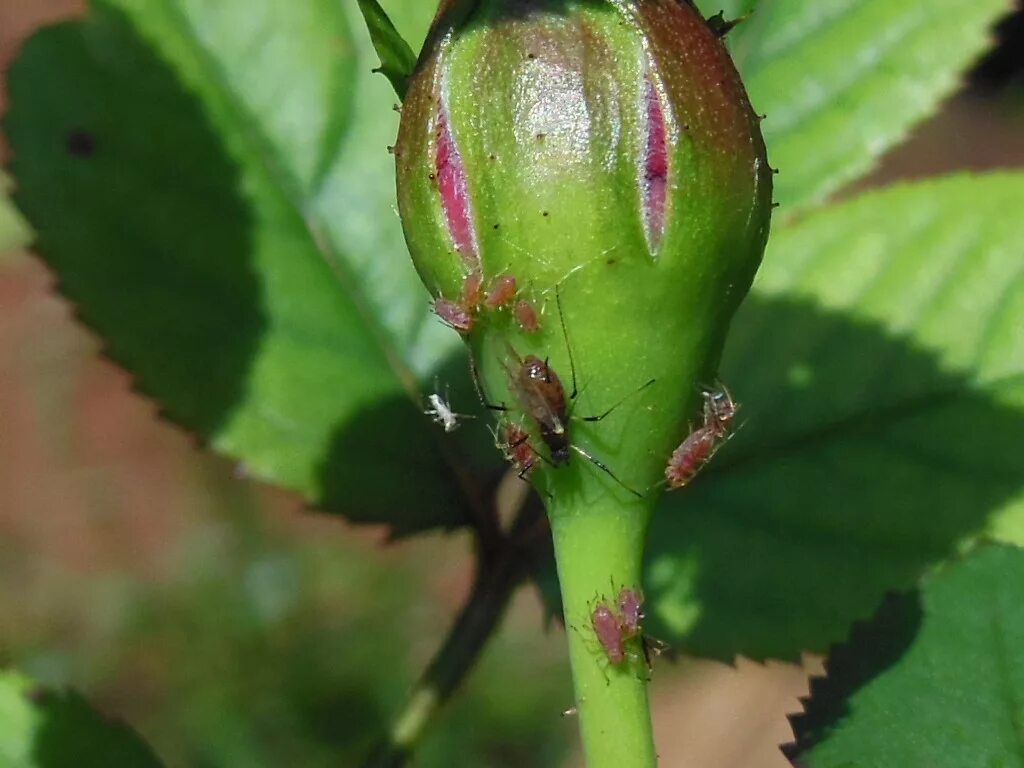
{"left": 551, "top": 282, "right": 656, "bottom": 421}
{"left": 554, "top": 284, "right": 579, "bottom": 400}
{"left": 571, "top": 444, "right": 643, "bottom": 498}
{"left": 578, "top": 377, "right": 657, "bottom": 423}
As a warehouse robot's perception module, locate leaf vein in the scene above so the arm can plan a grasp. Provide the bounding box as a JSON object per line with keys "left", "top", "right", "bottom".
{"left": 156, "top": 0, "right": 423, "bottom": 402}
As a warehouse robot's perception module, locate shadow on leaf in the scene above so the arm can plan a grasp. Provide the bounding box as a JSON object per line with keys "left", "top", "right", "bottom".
{"left": 32, "top": 686, "right": 163, "bottom": 767}
{"left": 315, "top": 390, "right": 471, "bottom": 536}
{"left": 313, "top": 342, "right": 516, "bottom": 536}
{"left": 643, "top": 294, "right": 1024, "bottom": 660}
{"left": 782, "top": 589, "right": 923, "bottom": 760}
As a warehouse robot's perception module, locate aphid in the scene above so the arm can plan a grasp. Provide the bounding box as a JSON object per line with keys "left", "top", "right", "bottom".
{"left": 591, "top": 601, "right": 626, "bottom": 664}
{"left": 461, "top": 269, "right": 484, "bottom": 308}
{"left": 484, "top": 273, "right": 518, "bottom": 309}
{"left": 437, "top": 270, "right": 525, "bottom": 333}
{"left": 506, "top": 352, "right": 571, "bottom": 463}
{"left": 501, "top": 352, "right": 652, "bottom": 496}
{"left": 514, "top": 299, "right": 541, "bottom": 333}
{"left": 665, "top": 384, "right": 739, "bottom": 489}
{"left": 616, "top": 587, "right": 645, "bottom": 639}
{"left": 433, "top": 297, "right": 473, "bottom": 333}
{"left": 584, "top": 588, "right": 665, "bottom": 677}
{"left": 497, "top": 421, "right": 540, "bottom": 478}
{"left": 476, "top": 286, "right": 653, "bottom": 496}
{"left": 702, "top": 383, "right": 738, "bottom": 437}
{"left": 613, "top": 586, "right": 666, "bottom": 675}
{"left": 424, "top": 392, "right": 463, "bottom": 433}
{"left": 665, "top": 424, "right": 719, "bottom": 489}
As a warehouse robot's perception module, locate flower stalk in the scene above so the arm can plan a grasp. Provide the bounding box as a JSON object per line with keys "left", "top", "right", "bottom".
{"left": 395, "top": 0, "right": 772, "bottom": 762}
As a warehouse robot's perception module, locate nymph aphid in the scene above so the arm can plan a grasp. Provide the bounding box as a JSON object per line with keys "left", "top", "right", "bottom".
{"left": 616, "top": 587, "right": 644, "bottom": 639}
{"left": 424, "top": 390, "right": 473, "bottom": 433}
{"left": 432, "top": 296, "right": 474, "bottom": 334}
{"left": 496, "top": 421, "right": 540, "bottom": 478}
{"left": 435, "top": 269, "right": 538, "bottom": 335}
{"left": 484, "top": 273, "right": 518, "bottom": 309}
{"left": 588, "top": 588, "right": 658, "bottom": 673}
{"left": 514, "top": 299, "right": 540, "bottom": 333}
{"left": 461, "top": 269, "right": 484, "bottom": 308}
{"left": 590, "top": 600, "right": 627, "bottom": 665}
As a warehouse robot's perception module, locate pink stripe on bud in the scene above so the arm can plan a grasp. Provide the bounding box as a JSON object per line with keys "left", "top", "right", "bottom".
{"left": 643, "top": 78, "right": 668, "bottom": 253}
{"left": 435, "top": 105, "right": 478, "bottom": 264}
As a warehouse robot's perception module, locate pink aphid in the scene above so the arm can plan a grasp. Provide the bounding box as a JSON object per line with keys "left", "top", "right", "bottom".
{"left": 499, "top": 422, "right": 538, "bottom": 478}
{"left": 616, "top": 588, "right": 645, "bottom": 639}
{"left": 433, "top": 297, "right": 474, "bottom": 334}
{"left": 461, "top": 270, "right": 484, "bottom": 308}
{"left": 665, "top": 384, "right": 738, "bottom": 489}
{"left": 514, "top": 299, "right": 541, "bottom": 333}
{"left": 591, "top": 601, "right": 626, "bottom": 664}
{"left": 484, "top": 274, "right": 518, "bottom": 309}
{"left": 665, "top": 425, "right": 718, "bottom": 489}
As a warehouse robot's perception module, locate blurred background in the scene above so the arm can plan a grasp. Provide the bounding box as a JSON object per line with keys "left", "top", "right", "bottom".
{"left": 1, "top": 1, "right": 1021, "bottom": 766}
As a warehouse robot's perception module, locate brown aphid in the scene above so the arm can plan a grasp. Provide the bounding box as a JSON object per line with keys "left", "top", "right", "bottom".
{"left": 506, "top": 352, "right": 649, "bottom": 490}
{"left": 499, "top": 346, "right": 649, "bottom": 496}
{"left": 433, "top": 297, "right": 474, "bottom": 333}
{"left": 481, "top": 285, "right": 651, "bottom": 496}
{"left": 507, "top": 352, "right": 572, "bottom": 465}
{"left": 591, "top": 601, "right": 626, "bottom": 665}
{"left": 484, "top": 274, "right": 518, "bottom": 309}
{"left": 514, "top": 299, "right": 541, "bottom": 333}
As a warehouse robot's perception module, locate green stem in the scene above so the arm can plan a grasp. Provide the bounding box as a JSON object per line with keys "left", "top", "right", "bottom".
{"left": 549, "top": 493, "right": 657, "bottom": 768}
{"left": 362, "top": 528, "right": 529, "bottom": 767}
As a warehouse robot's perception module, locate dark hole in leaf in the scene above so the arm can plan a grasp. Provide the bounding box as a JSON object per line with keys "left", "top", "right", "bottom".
{"left": 65, "top": 129, "right": 96, "bottom": 157}
{"left": 7, "top": 3, "right": 265, "bottom": 438}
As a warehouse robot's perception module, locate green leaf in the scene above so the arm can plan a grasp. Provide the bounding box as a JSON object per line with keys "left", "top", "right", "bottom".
{"left": 693, "top": 0, "right": 756, "bottom": 25}
{"left": 0, "top": 669, "right": 163, "bottom": 767}
{"left": 790, "top": 543, "right": 1024, "bottom": 768}
{"left": 0, "top": 173, "right": 31, "bottom": 264}
{"left": 646, "top": 173, "right": 1024, "bottom": 660}
{"left": 4, "top": 1, "right": 473, "bottom": 535}
{"left": 724, "top": 0, "right": 1009, "bottom": 213}
{"left": 355, "top": 0, "right": 418, "bottom": 99}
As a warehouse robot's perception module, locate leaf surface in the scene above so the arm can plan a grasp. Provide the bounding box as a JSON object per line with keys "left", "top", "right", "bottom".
{"left": 0, "top": 174, "right": 31, "bottom": 263}
{"left": 712, "top": 0, "right": 1010, "bottom": 212}
{"left": 646, "top": 173, "right": 1024, "bottom": 659}
{"left": 4, "top": 0, "right": 473, "bottom": 534}
{"left": 0, "top": 669, "right": 163, "bottom": 767}
{"left": 790, "top": 544, "right": 1024, "bottom": 768}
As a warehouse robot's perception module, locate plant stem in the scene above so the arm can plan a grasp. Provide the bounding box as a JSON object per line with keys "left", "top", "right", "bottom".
{"left": 549, "top": 492, "right": 657, "bottom": 768}
{"left": 362, "top": 515, "right": 533, "bottom": 767}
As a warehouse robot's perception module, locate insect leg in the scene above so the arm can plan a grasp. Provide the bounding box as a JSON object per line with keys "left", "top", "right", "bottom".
{"left": 469, "top": 351, "right": 507, "bottom": 412}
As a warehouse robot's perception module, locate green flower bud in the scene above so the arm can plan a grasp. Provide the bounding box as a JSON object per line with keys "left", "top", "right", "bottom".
{"left": 396, "top": 0, "right": 771, "bottom": 503}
